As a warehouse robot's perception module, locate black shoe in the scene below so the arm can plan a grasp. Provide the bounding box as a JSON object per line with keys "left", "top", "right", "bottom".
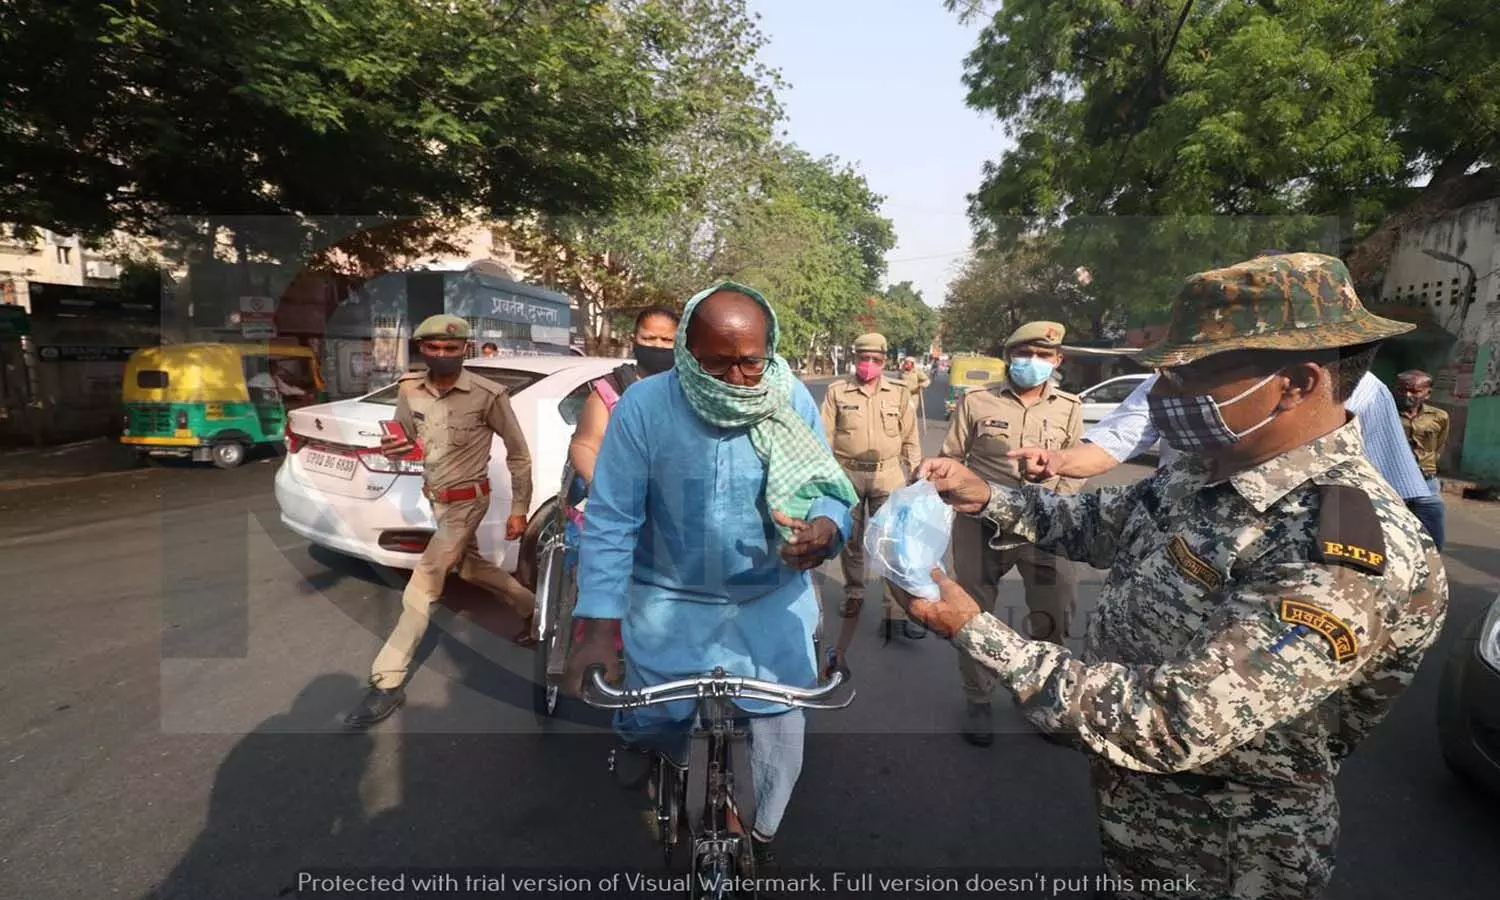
{"left": 902, "top": 620, "right": 927, "bottom": 640}
{"left": 962, "top": 702, "right": 993, "bottom": 747}
{"left": 343, "top": 684, "right": 405, "bottom": 729}
{"left": 610, "top": 743, "right": 652, "bottom": 790}
{"left": 751, "top": 835, "right": 778, "bottom": 872}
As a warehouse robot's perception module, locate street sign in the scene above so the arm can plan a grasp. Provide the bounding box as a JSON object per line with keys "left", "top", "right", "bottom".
{"left": 37, "top": 345, "right": 140, "bottom": 362}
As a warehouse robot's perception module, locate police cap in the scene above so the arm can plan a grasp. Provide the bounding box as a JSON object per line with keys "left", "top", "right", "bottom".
{"left": 1004, "top": 321, "right": 1066, "bottom": 352}
{"left": 853, "top": 333, "right": 888, "bottom": 353}
{"left": 413, "top": 314, "right": 471, "bottom": 340}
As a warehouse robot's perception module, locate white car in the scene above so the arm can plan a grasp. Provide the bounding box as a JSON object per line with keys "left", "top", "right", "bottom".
{"left": 1077, "top": 373, "right": 1151, "bottom": 425}
{"left": 275, "top": 355, "right": 624, "bottom": 572}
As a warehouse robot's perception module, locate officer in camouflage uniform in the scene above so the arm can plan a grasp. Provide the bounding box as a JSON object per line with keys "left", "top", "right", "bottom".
{"left": 910, "top": 253, "right": 1449, "bottom": 899}
{"left": 346, "top": 314, "right": 537, "bottom": 729}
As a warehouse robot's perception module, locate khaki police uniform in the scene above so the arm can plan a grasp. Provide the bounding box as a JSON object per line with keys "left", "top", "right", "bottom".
{"left": 821, "top": 334, "right": 922, "bottom": 622}
{"left": 941, "top": 321, "right": 1083, "bottom": 701}
{"left": 900, "top": 366, "right": 931, "bottom": 397}
{"left": 369, "top": 317, "right": 535, "bottom": 689}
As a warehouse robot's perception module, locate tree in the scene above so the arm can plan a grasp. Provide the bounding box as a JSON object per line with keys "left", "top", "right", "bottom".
{"left": 947, "top": 0, "right": 1500, "bottom": 305}
{"left": 0, "top": 0, "right": 727, "bottom": 246}
{"left": 871, "top": 281, "right": 939, "bottom": 357}
{"left": 942, "top": 240, "right": 1093, "bottom": 354}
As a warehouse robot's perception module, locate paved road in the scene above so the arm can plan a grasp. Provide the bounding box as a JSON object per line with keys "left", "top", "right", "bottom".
{"left": 0, "top": 375, "right": 1497, "bottom": 898}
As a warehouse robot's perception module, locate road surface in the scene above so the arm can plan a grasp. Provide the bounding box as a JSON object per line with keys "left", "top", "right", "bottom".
{"left": 0, "top": 374, "right": 1496, "bottom": 898}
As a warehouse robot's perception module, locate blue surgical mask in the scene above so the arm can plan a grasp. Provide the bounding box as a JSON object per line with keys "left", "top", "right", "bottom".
{"left": 1008, "top": 357, "right": 1055, "bottom": 388}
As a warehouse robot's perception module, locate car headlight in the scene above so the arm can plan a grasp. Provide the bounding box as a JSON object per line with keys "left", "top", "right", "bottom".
{"left": 1480, "top": 597, "right": 1500, "bottom": 671}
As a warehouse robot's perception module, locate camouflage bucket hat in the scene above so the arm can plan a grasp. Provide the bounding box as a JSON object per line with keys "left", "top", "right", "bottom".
{"left": 1134, "top": 252, "right": 1416, "bottom": 368}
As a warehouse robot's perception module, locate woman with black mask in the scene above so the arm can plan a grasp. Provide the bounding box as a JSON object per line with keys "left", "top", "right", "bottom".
{"left": 558, "top": 307, "right": 680, "bottom": 664}
{"left": 567, "top": 306, "right": 680, "bottom": 484}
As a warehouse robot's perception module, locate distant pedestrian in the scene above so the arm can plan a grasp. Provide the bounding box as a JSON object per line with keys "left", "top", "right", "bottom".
{"left": 1395, "top": 369, "right": 1449, "bottom": 550}
{"left": 481, "top": 342, "right": 500, "bottom": 358}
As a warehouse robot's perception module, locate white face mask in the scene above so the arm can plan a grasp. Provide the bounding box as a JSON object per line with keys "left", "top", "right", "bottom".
{"left": 1146, "top": 373, "right": 1281, "bottom": 452}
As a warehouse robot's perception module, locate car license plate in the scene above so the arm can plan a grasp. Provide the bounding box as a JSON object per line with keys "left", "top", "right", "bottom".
{"left": 304, "top": 449, "right": 358, "bottom": 480}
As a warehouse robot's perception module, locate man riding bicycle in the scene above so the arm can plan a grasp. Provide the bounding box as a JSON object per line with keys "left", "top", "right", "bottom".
{"left": 564, "top": 282, "right": 856, "bottom": 869}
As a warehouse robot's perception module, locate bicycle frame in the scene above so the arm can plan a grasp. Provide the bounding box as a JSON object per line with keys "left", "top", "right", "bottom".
{"left": 587, "top": 668, "right": 853, "bottom": 897}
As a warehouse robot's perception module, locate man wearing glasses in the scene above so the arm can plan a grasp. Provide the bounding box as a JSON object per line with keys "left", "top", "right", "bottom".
{"left": 565, "top": 282, "right": 856, "bottom": 869}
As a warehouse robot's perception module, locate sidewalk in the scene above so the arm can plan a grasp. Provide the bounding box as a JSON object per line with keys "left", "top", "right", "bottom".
{"left": 0, "top": 437, "right": 145, "bottom": 491}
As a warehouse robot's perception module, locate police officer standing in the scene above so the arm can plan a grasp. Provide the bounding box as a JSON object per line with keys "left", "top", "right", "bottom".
{"left": 900, "top": 357, "right": 932, "bottom": 419}
{"left": 820, "top": 333, "right": 923, "bottom": 641}
{"left": 345, "top": 314, "right": 536, "bottom": 729}
{"left": 940, "top": 321, "right": 1083, "bottom": 746}
{"left": 912, "top": 253, "right": 1448, "bottom": 899}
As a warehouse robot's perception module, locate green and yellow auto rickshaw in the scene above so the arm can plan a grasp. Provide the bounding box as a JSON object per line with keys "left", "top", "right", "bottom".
{"left": 120, "top": 343, "right": 326, "bottom": 468}
{"left": 944, "top": 355, "right": 1007, "bottom": 418}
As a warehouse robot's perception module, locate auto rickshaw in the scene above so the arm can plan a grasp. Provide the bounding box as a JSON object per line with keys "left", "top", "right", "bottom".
{"left": 944, "top": 355, "right": 1007, "bottom": 418}
{"left": 120, "top": 343, "right": 326, "bottom": 468}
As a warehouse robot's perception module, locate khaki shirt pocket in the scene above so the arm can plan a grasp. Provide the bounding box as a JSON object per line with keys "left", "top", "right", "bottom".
{"left": 879, "top": 402, "right": 903, "bottom": 437}
{"left": 973, "top": 418, "right": 1012, "bottom": 452}
{"left": 835, "top": 402, "right": 865, "bottom": 436}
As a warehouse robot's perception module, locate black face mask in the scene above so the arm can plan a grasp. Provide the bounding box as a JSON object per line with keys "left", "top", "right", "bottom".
{"left": 633, "top": 343, "right": 676, "bottom": 375}
{"left": 423, "top": 354, "right": 463, "bottom": 377}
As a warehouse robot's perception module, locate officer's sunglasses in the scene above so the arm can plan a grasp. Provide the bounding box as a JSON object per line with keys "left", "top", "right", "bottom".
{"left": 697, "top": 355, "right": 772, "bottom": 377}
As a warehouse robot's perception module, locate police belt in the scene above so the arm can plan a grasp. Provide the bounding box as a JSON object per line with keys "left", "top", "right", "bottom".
{"left": 422, "top": 480, "right": 491, "bottom": 504}
{"left": 838, "top": 457, "right": 898, "bottom": 472}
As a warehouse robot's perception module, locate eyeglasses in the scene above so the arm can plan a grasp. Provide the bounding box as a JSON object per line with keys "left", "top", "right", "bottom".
{"left": 697, "top": 356, "right": 771, "bottom": 377}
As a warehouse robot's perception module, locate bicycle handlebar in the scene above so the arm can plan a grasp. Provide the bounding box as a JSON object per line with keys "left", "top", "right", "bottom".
{"left": 583, "top": 665, "right": 854, "bottom": 711}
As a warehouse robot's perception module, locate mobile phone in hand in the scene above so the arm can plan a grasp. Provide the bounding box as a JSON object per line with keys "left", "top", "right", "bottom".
{"left": 380, "top": 420, "right": 410, "bottom": 443}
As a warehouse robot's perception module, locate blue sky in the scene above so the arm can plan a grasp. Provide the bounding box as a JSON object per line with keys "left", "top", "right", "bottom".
{"left": 748, "top": 0, "right": 1008, "bottom": 308}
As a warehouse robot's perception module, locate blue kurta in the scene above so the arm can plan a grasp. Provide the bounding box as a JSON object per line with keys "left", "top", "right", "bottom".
{"left": 575, "top": 370, "right": 853, "bottom": 727}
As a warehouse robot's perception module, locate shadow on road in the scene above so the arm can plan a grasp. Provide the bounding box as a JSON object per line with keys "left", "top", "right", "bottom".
{"left": 147, "top": 674, "right": 374, "bottom": 899}
{"left": 146, "top": 667, "right": 655, "bottom": 899}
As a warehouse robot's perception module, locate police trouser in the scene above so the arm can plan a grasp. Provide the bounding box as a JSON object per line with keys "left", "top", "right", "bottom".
{"left": 370, "top": 495, "right": 535, "bottom": 689}
{"left": 839, "top": 460, "right": 912, "bottom": 622}
{"left": 951, "top": 513, "right": 1076, "bottom": 702}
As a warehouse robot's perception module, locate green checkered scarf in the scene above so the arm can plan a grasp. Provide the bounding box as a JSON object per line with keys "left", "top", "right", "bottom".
{"left": 675, "top": 281, "right": 857, "bottom": 540}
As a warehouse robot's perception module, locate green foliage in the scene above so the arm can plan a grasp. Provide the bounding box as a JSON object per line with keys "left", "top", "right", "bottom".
{"left": 948, "top": 0, "right": 1500, "bottom": 333}
{"left": 0, "top": 0, "right": 728, "bottom": 243}
{"left": 498, "top": 1, "right": 895, "bottom": 357}
{"left": 869, "top": 281, "right": 938, "bottom": 357}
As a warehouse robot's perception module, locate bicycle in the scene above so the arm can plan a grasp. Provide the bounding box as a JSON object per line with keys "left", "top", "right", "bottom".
{"left": 583, "top": 666, "right": 854, "bottom": 899}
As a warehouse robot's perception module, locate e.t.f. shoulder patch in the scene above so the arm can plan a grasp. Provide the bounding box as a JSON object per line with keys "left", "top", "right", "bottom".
{"left": 1312, "top": 484, "right": 1387, "bottom": 576}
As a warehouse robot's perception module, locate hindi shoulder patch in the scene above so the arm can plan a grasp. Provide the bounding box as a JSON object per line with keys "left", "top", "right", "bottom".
{"left": 1167, "top": 535, "right": 1224, "bottom": 591}
{"left": 1312, "top": 484, "right": 1387, "bottom": 576}
{"left": 1278, "top": 599, "right": 1360, "bottom": 663}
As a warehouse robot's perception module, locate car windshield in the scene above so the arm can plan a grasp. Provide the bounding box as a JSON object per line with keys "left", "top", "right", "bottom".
{"left": 360, "top": 368, "right": 544, "bottom": 406}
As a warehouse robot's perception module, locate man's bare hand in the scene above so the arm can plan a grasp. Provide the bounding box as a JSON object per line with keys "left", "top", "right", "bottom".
{"left": 773, "top": 511, "right": 839, "bottom": 571}
{"left": 379, "top": 434, "right": 415, "bottom": 459}
{"left": 912, "top": 457, "right": 992, "bottom": 514}
{"left": 903, "top": 568, "right": 984, "bottom": 639}
{"left": 1008, "top": 447, "right": 1061, "bottom": 482}
{"left": 505, "top": 514, "right": 528, "bottom": 542}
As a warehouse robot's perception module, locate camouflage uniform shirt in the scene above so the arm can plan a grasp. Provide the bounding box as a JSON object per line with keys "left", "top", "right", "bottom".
{"left": 954, "top": 418, "right": 1448, "bottom": 897}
